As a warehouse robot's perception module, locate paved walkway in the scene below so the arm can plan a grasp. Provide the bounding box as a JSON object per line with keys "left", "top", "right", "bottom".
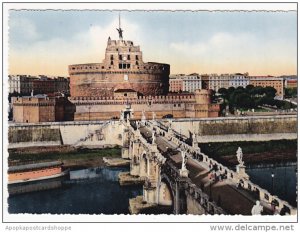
{"left": 138, "top": 125, "right": 272, "bottom": 215}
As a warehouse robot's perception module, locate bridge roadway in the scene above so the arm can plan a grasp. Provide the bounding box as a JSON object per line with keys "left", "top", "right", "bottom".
{"left": 139, "top": 125, "right": 272, "bottom": 215}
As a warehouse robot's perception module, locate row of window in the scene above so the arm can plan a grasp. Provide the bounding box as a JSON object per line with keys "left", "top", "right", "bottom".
{"left": 111, "top": 54, "right": 139, "bottom": 61}
{"left": 71, "top": 64, "right": 165, "bottom": 71}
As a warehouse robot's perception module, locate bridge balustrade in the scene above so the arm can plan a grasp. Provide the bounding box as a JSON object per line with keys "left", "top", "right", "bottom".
{"left": 125, "top": 120, "right": 297, "bottom": 215}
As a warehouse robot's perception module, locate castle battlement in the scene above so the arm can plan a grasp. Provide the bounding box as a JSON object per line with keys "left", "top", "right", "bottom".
{"left": 69, "top": 20, "right": 169, "bottom": 98}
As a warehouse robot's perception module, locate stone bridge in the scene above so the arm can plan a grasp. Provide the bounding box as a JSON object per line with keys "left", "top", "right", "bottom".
{"left": 121, "top": 119, "right": 297, "bottom": 215}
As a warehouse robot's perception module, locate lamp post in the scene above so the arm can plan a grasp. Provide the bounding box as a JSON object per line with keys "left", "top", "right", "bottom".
{"left": 271, "top": 172, "right": 275, "bottom": 195}
{"left": 209, "top": 181, "right": 212, "bottom": 202}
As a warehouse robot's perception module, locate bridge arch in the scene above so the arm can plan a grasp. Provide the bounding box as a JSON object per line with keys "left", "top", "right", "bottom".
{"left": 158, "top": 174, "right": 175, "bottom": 208}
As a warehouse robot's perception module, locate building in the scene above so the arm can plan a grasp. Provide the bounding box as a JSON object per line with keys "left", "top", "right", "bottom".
{"left": 286, "top": 80, "right": 297, "bottom": 88}
{"left": 208, "top": 73, "right": 230, "bottom": 92}
{"left": 169, "top": 74, "right": 184, "bottom": 93}
{"left": 71, "top": 89, "right": 219, "bottom": 121}
{"left": 8, "top": 75, "right": 70, "bottom": 96}
{"left": 11, "top": 17, "right": 220, "bottom": 123}
{"left": 229, "top": 73, "right": 249, "bottom": 88}
{"left": 169, "top": 74, "right": 202, "bottom": 93}
{"left": 8, "top": 75, "right": 33, "bottom": 95}
{"left": 54, "top": 77, "right": 70, "bottom": 95}
{"left": 12, "top": 95, "right": 66, "bottom": 123}
{"left": 69, "top": 23, "right": 170, "bottom": 98}
{"left": 185, "top": 89, "right": 220, "bottom": 118}
{"left": 249, "top": 76, "right": 284, "bottom": 97}
{"left": 182, "top": 74, "right": 202, "bottom": 92}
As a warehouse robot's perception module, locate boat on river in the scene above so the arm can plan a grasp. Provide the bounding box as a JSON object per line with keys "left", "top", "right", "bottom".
{"left": 8, "top": 161, "right": 69, "bottom": 184}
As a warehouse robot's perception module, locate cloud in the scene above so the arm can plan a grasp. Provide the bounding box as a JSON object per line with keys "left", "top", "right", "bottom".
{"left": 9, "top": 18, "right": 140, "bottom": 75}
{"left": 170, "top": 32, "right": 257, "bottom": 57}
{"left": 9, "top": 17, "right": 40, "bottom": 43}
{"left": 169, "top": 32, "right": 296, "bottom": 75}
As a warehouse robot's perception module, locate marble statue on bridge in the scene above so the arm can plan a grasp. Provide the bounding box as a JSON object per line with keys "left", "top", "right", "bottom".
{"left": 251, "top": 201, "right": 263, "bottom": 215}
{"left": 152, "top": 111, "right": 156, "bottom": 121}
{"left": 141, "top": 110, "right": 146, "bottom": 126}
{"left": 236, "top": 147, "right": 249, "bottom": 180}
{"left": 180, "top": 150, "right": 189, "bottom": 178}
{"left": 152, "top": 131, "right": 156, "bottom": 144}
{"left": 236, "top": 147, "right": 244, "bottom": 166}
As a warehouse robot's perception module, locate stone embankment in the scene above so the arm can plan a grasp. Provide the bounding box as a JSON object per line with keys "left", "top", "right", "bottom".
{"left": 118, "top": 172, "right": 145, "bottom": 186}
{"left": 103, "top": 157, "right": 130, "bottom": 167}
{"left": 129, "top": 196, "right": 156, "bottom": 214}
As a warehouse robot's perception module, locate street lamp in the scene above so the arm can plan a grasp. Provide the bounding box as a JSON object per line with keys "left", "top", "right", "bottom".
{"left": 209, "top": 181, "right": 213, "bottom": 202}
{"left": 271, "top": 172, "right": 275, "bottom": 195}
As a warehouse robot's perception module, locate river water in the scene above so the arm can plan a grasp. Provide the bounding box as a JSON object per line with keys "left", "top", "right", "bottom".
{"left": 8, "top": 163, "right": 297, "bottom": 214}
{"left": 8, "top": 166, "right": 142, "bottom": 214}
{"left": 246, "top": 163, "right": 297, "bottom": 207}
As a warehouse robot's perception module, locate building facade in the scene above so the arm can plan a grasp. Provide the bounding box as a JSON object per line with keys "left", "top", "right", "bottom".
{"left": 229, "top": 73, "right": 250, "bottom": 88}
{"left": 70, "top": 89, "right": 219, "bottom": 121}
{"left": 169, "top": 74, "right": 202, "bottom": 93}
{"left": 8, "top": 75, "right": 33, "bottom": 95}
{"left": 208, "top": 74, "right": 230, "bottom": 92}
{"left": 182, "top": 74, "right": 202, "bottom": 92}
{"left": 69, "top": 34, "right": 170, "bottom": 97}
{"left": 249, "top": 76, "right": 284, "bottom": 97}
{"left": 169, "top": 74, "right": 184, "bottom": 93}
{"left": 12, "top": 95, "right": 66, "bottom": 123}
{"left": 8, "top": 75, "right": 70, "bottom": 96}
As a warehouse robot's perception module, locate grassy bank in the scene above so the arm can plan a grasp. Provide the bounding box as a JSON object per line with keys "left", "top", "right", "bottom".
{"left": 200, "top": 140, "right": 297, "bottom": 166}
{"left": 8, "top": 148, "right": 121, "bottom": 167}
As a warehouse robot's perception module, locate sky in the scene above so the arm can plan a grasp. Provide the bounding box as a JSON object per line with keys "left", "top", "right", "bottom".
{"left": 8, "top": 10, "right": 297, "bottom": 76}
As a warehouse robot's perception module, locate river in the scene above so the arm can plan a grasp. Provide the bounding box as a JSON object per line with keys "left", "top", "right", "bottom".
{"left": 8, "top": 163, "right": 297, "bottom": 214}
{"left": 246, "top": 163, "right": 297, "bottom": 207}
{"left": 8, "top": 166, "right": 142, "bottom": 214}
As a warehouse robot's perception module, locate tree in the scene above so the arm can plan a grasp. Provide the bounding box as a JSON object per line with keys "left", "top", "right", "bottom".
{"left": 218, "top": 88, "right": 228, "bottom": 96}
{"left": 246, "top": 85, "right": 255, "bottom": 91}
{"left": 210, "top": 89, "right": 217, "bottom": 102}
{"left": 235, "top": 93, "right": 253, "bottom": 109}
{"left": 228, "top": 87, "right": 235, "bottom": 95}
{"left": 264, "top": 86, "right": 277, "bottom": 98}
{"left": 284, "top": 88, "right": 297, "bottom": 98}
{"left": 250, "top": 86, "right": 264, "bottom": 97}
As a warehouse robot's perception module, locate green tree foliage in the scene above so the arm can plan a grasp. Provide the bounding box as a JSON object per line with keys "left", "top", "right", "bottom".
{"left": 264, "top": 86, "right": 277, "bottom": 98}
{"left": 218, "top": 85, "right": 295, "bottom": 111}
{"left": 284, "top": 88, "right": 297, "bottom": 98}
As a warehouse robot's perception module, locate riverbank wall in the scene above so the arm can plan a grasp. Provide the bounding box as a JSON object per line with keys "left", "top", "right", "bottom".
{"left": 169, "top": 115, "right": 297, "bottom": 142}
{"left": 8, "top": 120, "right": 123, "bottom": 149}
{"left": 8, "top": 115, "right": 297, "bottom": 149}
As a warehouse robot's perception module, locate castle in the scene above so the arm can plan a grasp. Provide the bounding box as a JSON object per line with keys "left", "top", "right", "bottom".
{"left": 67, "top": 17, "right": 219, "bottom": 121}
{"left": 12, "top": 17, "right": 220, "bottom": 123}
{"left": 69, "top": 16, "right": 170, "bottom": 98}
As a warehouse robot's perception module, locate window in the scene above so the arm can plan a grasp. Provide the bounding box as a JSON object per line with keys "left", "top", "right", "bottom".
{"left": 119, "top": 55, "right": 122, "bottom": 60}
{"left": 136, "top": 61, "right": 139, "bottom": 65}
{"left": 127, "top": 55, "right": 130, "bottom": 60}
{"left": 110, "top": 55, "right": 114, "bottom": 60}
{"left": 111, "top": 61, "right": 113, "bottom": 65}
{"left": 136, "top": 55, "right": 139, "bottom": 60}
{"left": 127, "top": 64, "right": 130, "bottom": 69}
{"left": 119, "top": 64, "right": 122, "bottom": 69}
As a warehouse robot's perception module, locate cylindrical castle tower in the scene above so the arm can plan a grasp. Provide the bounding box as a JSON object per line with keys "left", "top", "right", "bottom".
{"left": 69, "top": 21, "right": 170, "bottom": 98}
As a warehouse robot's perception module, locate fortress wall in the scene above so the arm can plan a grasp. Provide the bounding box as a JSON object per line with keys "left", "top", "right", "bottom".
{"left": 170, "top": 116, "right": 297, "bottom": 142}
{"left": 8, "top": 121, "right": 123, "bottom": 148}
{"left": 70, "top": 70, "right": 169, "bottom": 97}
{"left": 8, "top": 127, "right": 62, "bottom": 148}
{"left": 73, "top": 102, "right": 187, "bottom": 121}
